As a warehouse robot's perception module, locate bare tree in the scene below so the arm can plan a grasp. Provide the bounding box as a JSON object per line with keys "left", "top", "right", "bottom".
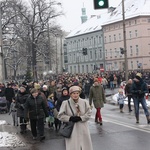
{"left": 1, "top": 0, "right": 63, "bottom": 81}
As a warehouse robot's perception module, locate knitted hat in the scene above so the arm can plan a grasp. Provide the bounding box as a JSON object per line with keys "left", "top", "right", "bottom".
{"left": 135, "top": 73, "right": 142, "bottom": 80}
{"left": 34, "top": 83, "right": 41, "bottom": 90}
{"left": 69, "top": 86, "right": 81, "bottom": 94}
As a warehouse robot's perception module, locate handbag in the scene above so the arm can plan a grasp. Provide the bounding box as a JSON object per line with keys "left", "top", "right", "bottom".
{"left": 59, "top": 100, "right": 75, "bottom": 138}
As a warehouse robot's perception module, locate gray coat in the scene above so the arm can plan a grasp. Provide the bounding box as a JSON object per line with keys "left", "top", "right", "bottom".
{"left": 89, "top": 84, "right": 106, "bottom": 108}
{"left": 57, "top": 98, "right": 93, "bottom": 150}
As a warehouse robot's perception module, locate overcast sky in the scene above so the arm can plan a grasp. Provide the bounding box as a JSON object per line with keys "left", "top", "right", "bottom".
{"left": 57, "top": 0, "right": 122, "bottom": 32}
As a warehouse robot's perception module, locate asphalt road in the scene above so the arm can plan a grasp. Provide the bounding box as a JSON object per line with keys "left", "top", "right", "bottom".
{"left": 1, "top": 88, "right": 150, "bottom": 150}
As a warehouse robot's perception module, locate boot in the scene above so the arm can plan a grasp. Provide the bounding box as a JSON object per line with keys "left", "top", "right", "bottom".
{"left": 136, "top": 115, "right": 139, "bottom": 124}
{"left": 146, "top": 116, "right": 150, "bottom": 124}
{"left": 20, "top": 125, "right": 24, "bottom": 134}
{"left": 120, "top": 109, "right": 123, "bottom": 113}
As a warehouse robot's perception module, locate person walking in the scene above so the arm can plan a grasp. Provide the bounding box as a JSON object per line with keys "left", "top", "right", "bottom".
{"left": 24, "top": 88, "right": 49, "bottom": 141}
{"left": 117, "top": 89, "right": 126, "bottom": 113}
{"left": 5, "top": 83, "right": 15, "bottom": 111}
{"left": 9, "top": 98, "right": 18, "bottom": 126}
{"left": 89, "top": 78, "right": 106, "bottom": 125}
{"left": 16, "top": 86, "right": 29, "bottom": 133}
{"left": 58, "top": 86, "right": 93, "bottom": 150}
{"left": 131, "top": 73, "right": 150, "bottom": 124}
{"left": 125, "top": 79, "right": 133, "bottom": 112}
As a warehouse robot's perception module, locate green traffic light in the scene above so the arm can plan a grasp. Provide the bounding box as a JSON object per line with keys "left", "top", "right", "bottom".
{"left": 98, "top": 0, "right": 104, "bottom": 6}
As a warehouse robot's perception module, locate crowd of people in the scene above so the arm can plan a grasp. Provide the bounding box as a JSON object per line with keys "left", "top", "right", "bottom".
{"left": 0, "top": 70, "right": 150, "bottom": 149}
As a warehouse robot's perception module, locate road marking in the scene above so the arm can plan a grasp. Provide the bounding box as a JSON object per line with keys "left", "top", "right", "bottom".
{"left": 90, "top": 116, "right": 150, "bottom": 133}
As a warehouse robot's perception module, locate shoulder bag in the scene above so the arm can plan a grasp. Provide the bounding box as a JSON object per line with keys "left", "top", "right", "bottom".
{"left": 59, "top": 100, "right": 75, "bottom": 138}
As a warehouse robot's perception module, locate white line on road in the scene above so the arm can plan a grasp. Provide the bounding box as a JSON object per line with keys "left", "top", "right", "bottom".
{"left": 90, "top": 116, "right": 150, "bottom": 133}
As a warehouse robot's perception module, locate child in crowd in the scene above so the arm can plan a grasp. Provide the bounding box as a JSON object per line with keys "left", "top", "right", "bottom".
{"left": 9, "top": 98, "right": 18, "bottom": 126}
{"left": 117, "top": 88, "right": 126, "bottom": 113}
{"left": 47, "top": 94, "right": 55, "bottom": 129}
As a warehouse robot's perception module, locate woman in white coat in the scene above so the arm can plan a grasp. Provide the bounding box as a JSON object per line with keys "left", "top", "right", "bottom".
{"left": 58, "top": 85, "right": 93, "bottom": 150}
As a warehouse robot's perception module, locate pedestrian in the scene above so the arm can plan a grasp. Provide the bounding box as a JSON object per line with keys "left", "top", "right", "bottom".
{"left": 58, "top": 85, "right": 93, "bottom": 150}
{"left": 24, "top": 88, "right": 49, "bottom": 141}
{"left": 101, "top": 76, "right": 108, "bottom": 90}
{"left": 117, "top": 88, "right": 126, "bottom": 113}
{"left": 131, "top": 73, "right": 150, "bottom": 124}
{"left": 5, "top": 83, "right": 15, "bottom": 111}
{"left": 55, "top": 87, "right": 70, "bottom": 131}
{"left": 89, "top": 78, "right": 106, "bottom": 125}
{"left": 125, "top": 79, "right": 133, "bottom": 112}
{"left": 109, "top": 74, "right": 114, "bottom": 90}
{"left": 15, "top": 86, "right": 29, "bottom": 134}
{"left": 9, "top": 98, "right": 18, "bottom": 126}
{"left": 47, "top": 94, "right": 55, "bottom": 129}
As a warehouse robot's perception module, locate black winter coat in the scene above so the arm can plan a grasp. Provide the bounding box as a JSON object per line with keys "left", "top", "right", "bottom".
{"left": 131, "top": 79, "right": 148, "bottom": 98}
{"left": 24, "top": 94, "right": 49, "bottom": 119}
{"left": 16, "top": 91, "right": 29, "bottom": 117}
{"left": 5, "top": 88, "right": 15, "bottom": 101}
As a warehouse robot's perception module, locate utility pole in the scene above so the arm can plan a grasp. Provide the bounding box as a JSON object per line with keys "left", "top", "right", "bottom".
{"left": 0, "top": 3, "right": 4, "bottom": 82}
{"left": 60, "top": 35, "right": 63, "bottom": 73}
{"left": 47, "top": 24, "right": 52, "bottom": 71}
{"left": 122, "top": 0, "right": 128, "bottom": 82}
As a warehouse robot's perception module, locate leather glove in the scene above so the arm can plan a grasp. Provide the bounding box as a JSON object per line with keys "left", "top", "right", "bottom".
{"left": 138, "top": 90, "right": 143, "bottom": 94}
{"left": 69, "top": 116, "right": 82, "bottom": 122}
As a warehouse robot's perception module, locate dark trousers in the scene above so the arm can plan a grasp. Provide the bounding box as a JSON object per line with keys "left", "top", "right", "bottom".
{"left": 20, "top": 117, "right": 27, "bottom": 131}
{"left": 30, "top": 118, "right": 44, "bottom": 137}
{"left": 127, "top": 95, "right": 132, "bottom": 111}
{"left": 119, "top": 104, "right": 124, "bottom": 109}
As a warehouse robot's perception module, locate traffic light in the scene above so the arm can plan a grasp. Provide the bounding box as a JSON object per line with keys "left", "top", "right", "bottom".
{"left": 93, "top": 0, "right": 109, "bottom": 9}
{"left": 82, "top": 48, "right": 87, "bottom": 55}
{"left": 120, "top": 48, "right": 124, "bottom": 54}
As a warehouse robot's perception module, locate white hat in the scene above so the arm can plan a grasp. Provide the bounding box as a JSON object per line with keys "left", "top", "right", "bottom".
{"left": 43, "top": 85, "right": 48, "bottom": 89}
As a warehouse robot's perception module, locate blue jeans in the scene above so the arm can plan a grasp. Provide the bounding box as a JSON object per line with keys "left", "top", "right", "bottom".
{"left": 110, "top": 81, "right": 114, "bottom": 89}
{"left": 133, "top": 97, "right": 149, "bottom": 117}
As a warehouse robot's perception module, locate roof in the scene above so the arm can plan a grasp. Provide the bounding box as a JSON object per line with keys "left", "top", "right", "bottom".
{"left": 67, "top": 0, "right": 150, "bottom": 38}
{"left": 103, "top": 0, "right": 150, "bottom": 25}
{"left": 66, "top": 13, "right": 109, "bottom": 38}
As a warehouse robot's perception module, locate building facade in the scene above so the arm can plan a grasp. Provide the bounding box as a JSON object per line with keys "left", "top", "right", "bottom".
{"left": 64, "top": 0, "right": 150, "bottom": 74}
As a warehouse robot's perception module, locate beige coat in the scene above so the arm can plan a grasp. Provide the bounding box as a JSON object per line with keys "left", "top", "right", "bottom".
{"left": 57, "top": 98, "right": 93, "bottom": 150}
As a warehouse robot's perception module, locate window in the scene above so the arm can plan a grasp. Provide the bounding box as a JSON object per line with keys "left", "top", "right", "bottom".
{"left": 109, "top": 35, "right": 111, "bottom": 42}
{"left": 114, "top": 48, "right": 117, "bottom": 57}
{"left": 136, "top": 45, "right": 139, "bottom": 55}
{"left": 129, "top": 31, "right": 132, "bottom": 38}
{"left": 90, "top": 51, "right": 92, "bottom": 59}
{"left": 119, "top": 33, "right": 121, "bottom": 40}
{"left": 110, "top": 49, "right": 112, "bottom": 58}
{"left": 74, "top": 54, "right": 76, "bottom": 62}
{"left": 100, "top": 49, "right": 102, "bottom": 58}
{"left": 114, "top": 34, "right": 116, "bottom": 41}
{"left": 130, "top": 46, "right": 133, "bottom": 55}
{"left": 129, "top": 21, "right": 131, "bottom": 26}
{"left": 99, "top": 36, "right": 102, "bottom": 44}
{"left": 104, "top": 36, "right": 106, "bottom": 43}
{"left": 131, "top": 61, "right": 133, "bottom": 69}
{"left": 137, "top": 61, "right": 139, "bottom": 68}
{"left": 135, "top": 30, "right": 138, "bottom": 37}
{"left": 105, "top": 49, "right": 107, "bottom": 57}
